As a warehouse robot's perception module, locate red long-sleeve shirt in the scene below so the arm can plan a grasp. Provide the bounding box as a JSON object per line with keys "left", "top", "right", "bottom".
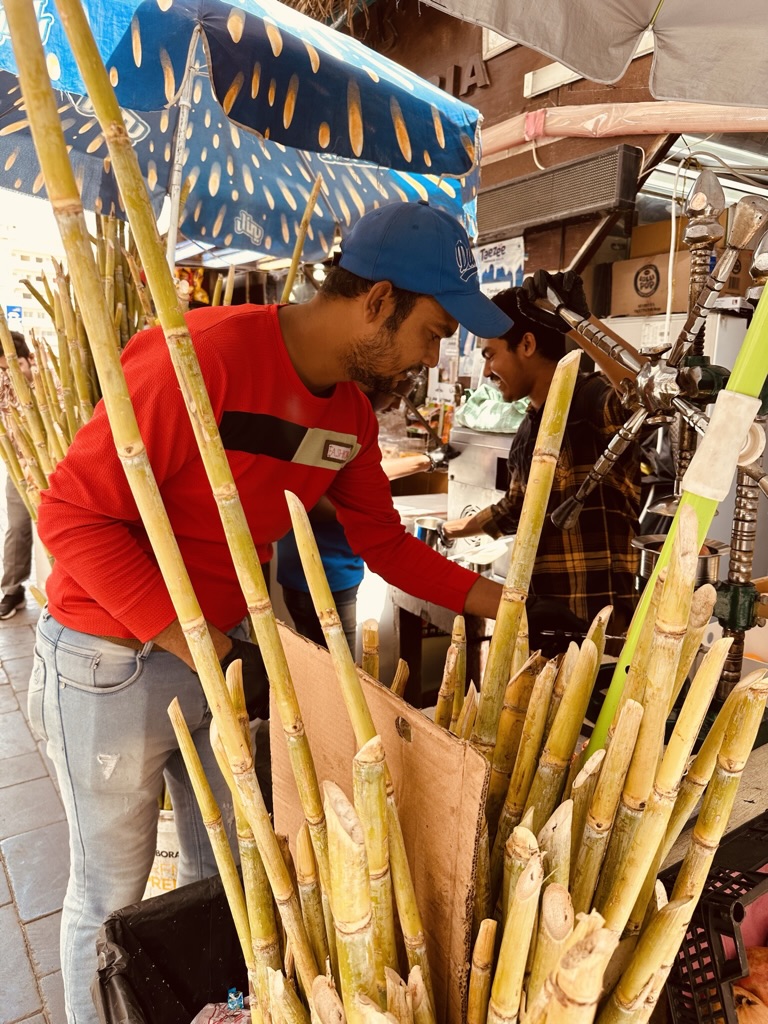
{"left": 39, "top": 304, "right": 476, "bottom": 641}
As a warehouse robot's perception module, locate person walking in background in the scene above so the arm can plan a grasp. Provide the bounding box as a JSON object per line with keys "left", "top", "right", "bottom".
{"left": 0, "top": 330, "right": 34, "bottom": 618}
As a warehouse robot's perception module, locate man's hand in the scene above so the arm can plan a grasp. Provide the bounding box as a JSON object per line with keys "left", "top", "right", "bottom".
{"left": 440, "top": 514, "right": 483, "bottom": 541}
{"left": 220, "top": 638, "right": 270, "bottom": 721}
{"left": 520, "top": 270, "right": 590, "bottom": 333}
{"left": 426, "top": 444, "right": 461, "bottom": 471}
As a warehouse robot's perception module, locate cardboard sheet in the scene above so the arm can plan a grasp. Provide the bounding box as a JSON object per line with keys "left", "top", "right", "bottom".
{"left": 271, "top": 623, "right": 490, "bottom": 1024}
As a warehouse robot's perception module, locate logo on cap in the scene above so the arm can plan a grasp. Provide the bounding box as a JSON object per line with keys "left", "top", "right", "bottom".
{"left": 455, "top": 241, "right": 478, "bottom": 283}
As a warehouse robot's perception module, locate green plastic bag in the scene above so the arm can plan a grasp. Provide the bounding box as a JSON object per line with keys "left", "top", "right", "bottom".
{"left": 453, "top": 383, "right": 528, "bottom": 433}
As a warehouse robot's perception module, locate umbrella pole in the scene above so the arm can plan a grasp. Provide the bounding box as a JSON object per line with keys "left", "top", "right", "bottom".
{"left": 280, "top": 173, "right": 324, "bottom": 304}
{"left": 165, "top": 27, "right": 201, "bottom": 271}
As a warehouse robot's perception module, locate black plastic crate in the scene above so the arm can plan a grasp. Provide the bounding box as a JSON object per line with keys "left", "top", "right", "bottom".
{"left": 660, "top": 809, "right": 768, "bottom": 1024}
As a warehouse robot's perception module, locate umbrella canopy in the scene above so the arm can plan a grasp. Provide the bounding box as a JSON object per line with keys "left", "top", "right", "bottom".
{"left": 0, "top": 0, "right": 480, "bottom": 259}
{"left": 415, "top": 0, "right": 768, "bottom": 108}
{"left": 0, "top": 0, "right": 479, "bottom": 175}
{"left": 0, "top": 64, "right": 478, "bottom": 261}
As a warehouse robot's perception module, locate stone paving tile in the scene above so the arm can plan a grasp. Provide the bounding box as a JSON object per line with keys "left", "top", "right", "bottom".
{"left": 40, "top": 969, "right": 66, "bottom": 1024}
{"left": 0, "top": 860, "right": 10, "bottom": 906}
{"left": 0, "top": 681, "right": 18, "bottom": 714}
{"left": 0, "top": 750, "right": 47, "bottom": 789}
{"left": 2, "top": 820, "right": 69, "bottom": 922}
{"left": 0, "top": 777, "right": 64, "bottom": 841}
{"left": 24, "top": 910, "right": 62, "bottom": 977}
{"left": 0, "top": 903, "right": 43, "bottom": 1022}
{"left": 4, "top": 654, "right": 34, "bottom": 694}
{"left": 0, "top": 709, "right": 37, "bottom": 760}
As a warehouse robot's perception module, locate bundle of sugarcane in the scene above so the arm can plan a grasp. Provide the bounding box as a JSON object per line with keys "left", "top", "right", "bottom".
{"left": 462, "top": 503, "right": 768, "bottom": 1024}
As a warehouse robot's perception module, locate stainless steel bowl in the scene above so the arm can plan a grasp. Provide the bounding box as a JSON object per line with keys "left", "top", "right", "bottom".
{"left": 413, "top": 516, "right": 444, "bottom": 550}
{"left": 632, "top": 534, "right": 729, "bottom": 586}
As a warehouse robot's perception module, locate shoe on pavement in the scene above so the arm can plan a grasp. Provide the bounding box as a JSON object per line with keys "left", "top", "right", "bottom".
{"left": 0, "top": 590, "right": 25, "bottom": 619}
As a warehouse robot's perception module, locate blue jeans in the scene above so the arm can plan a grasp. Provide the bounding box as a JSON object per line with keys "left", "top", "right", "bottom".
{"left": 28, "top": 611, "right": 250, "bottom": 1024}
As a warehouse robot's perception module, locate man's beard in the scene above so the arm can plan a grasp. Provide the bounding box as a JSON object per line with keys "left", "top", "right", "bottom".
{"left": 344, "top": 323, "right": 419, "bottom": 394}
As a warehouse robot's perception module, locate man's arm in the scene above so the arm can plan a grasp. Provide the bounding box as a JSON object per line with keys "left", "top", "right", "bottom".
{"left": 153, "top": 618, "right": 234, "bottom": 667}
{"left": 463, "top": 574, "right": 503, "bottom": 618}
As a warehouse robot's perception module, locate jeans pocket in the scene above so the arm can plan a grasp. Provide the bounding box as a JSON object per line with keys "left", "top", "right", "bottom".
{"left": 27, "top": 647, "right": 47, "bottom": 742}
{"left": 56, "top": 639, "right": 145, "bottom": 694}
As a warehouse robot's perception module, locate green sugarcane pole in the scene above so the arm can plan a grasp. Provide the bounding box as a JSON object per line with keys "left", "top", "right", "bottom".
{"left": 5, "top": 0, "right": 320, "bottom": 998}
{"left": 50, "top": 0, "right": 335, "bottom": 917}
{"left": 472, "top": 350, "right": 581, "bottom": 763}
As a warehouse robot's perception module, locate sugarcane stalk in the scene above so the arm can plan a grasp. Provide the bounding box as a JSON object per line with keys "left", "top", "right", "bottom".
{"left": 450, "top": 616, "right": 466, "bottom": 732}
{"left": 491, "top": 659, "right": 558, "bottom": 894}
{"left": 0, "top": 309, "right": 53, "bottom": 477}
{"left": 51, "top": 291, "right": 78, "bottom": 441}
{"left": 570, "top": 700, "right": 643, "bottom": 916}
{"left": 53, "top": 260, "right": 92, "bottom": 420}
{"left": 473, "top": 816, "right": 492, "bottom": 933}
{"left": 659, "top": 673, "right": 756, "bottom": 865}
{"left": 570, "top": 749, "right": 605, "bottom": 870}
{"left": 353, "top": 738, "right": 398, "bottom": 996}
{"left": 523, "top": 639, "right": 599, "bottom": 835}
{"left": 115, "top": 260, "right": 131, "bottom": 345}
{"left": 486, "top": 652, "right": 543, "bottom": 838}
{"left": 324, "top": 781, "right": 381, "bottom": 1020}
{"left": 671, "top": 672, "right": 768, "bottom": 903}
{"left": 222, "top": 264, "right": 236, "bottom": 307}
{"left": 7, "top": 0, "right": 321, "bottom": 998}
{"left": 0, "top": 418, "right": 39, "bottom": 517}
{"left": 585, "top": 606, "right": 612, "bottom": 668}
{"left": 297, "top": 823, "right": 331, "bottom": 977}
{"left": 20, "top": 277, "right": 54, "bottom": 320}
{"left": 281, "top": 173, "right": 325, "bottom": 305}
{"left": 386, "top": 968, "right": 413, "bottom": 1024}
{"left": 167, "top": 697, "right": 253, "bottom": 968}
{"left": 391, "top": 659, "right": 409, "bottom": 699}
{"left": 624, "top": 639, "right": 732, "bottom": 937}
{"left": 433, "top": 645, "right": 457, "bottom": 730}
{"left": 596, "top": 899, "right": 693, "bottom": 1024}
{"left": 104, "top": 212, "right": 116, "bottom": 317}
{"left": 500, "top": 826, "right": 538, "bottom": 926}
{"left": 667, "top": 583, "right": 717, "bottom": 713}
{"left": 543, "top": 644, "right": 577, "bottom": 739}
{"left": 544, "top": 929, "right": 618, "bottom": 1024}
{"left": 472, "top": 351, "right": 581, "bottom": 764}
{"left": 6, "top": 409, "right": 47, "bottom": 493}
{"left": 286, "top": 492, "right": 434, "bottom": 1008}
{"left": 124, "top": 247, "right": 155, "bottom": 326}
{"left": 32, "top": 373, "right": 65, "bottom": 465}
{"left": 512, "top": 604, "right": 530, "bottom": 676}
{"left": 599, "top": 509, "right": 700, "bottom": 933}
{"left": 270, "top": 968, "right": 312, "bottom": 1024}
{"left": 211, "top": 273, "right": 224, "bottom": 306}
{"left": 537, "top": 799, "right": 572, "bottom": 892}
{"left": 313, "top": 975, "right": 348, "bottom": 1024}
{"left": 456, "top": 682, "right": 478, "bottom": 739}
{"left": 527, "top": 883, "right": 573, "bottom": 1005}
{"left": 407, "top": 967, "right": 435, "bottom": 1024}
{"left": 606, "top": 574, "right": 665, "bottom": 749}
{"left": 361, "top": 620, "right": 380, "bottom": 680}
{"left": 467, "top": 919, "right": 497, "bottom": 1024}
{"left": 29, "top": 335, "right": 63, "bottom": 434}
{"left": 487, "top": 852, "right": 544, "bottom": 1024}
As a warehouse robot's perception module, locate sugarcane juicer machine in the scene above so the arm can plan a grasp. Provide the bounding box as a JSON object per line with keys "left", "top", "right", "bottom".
{"left": 540, "top": 172, "right": 768, "bottom": 696}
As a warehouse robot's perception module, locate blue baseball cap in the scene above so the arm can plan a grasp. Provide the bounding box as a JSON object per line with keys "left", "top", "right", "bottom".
{"left": 338, "top": 202, "right": 514, "bottom": 338}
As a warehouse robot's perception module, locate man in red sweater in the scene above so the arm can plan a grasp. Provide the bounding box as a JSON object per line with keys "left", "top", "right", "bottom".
{"left": 30, "top": 202, "right": 512, "bottom": 1024}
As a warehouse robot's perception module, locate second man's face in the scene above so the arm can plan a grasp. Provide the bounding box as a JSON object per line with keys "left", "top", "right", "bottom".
{"left": 481, "top": 337, "right": 529, "bottom": 403}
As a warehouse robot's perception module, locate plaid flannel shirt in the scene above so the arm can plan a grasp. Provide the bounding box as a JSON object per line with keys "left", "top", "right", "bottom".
{"left": 476, "top": 373, "right": 641, "bottom": 634}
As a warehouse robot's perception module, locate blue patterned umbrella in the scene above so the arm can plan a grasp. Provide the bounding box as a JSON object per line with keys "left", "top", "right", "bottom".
{"left": 0, "top": 0, "right": 480, "bottom": 259}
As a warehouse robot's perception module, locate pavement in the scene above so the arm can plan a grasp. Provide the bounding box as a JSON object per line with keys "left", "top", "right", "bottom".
{"left": 0, "top": 593, "right": 68, "bottom": 1024}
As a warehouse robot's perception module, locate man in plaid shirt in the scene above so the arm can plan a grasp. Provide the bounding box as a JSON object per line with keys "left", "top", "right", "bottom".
{"left": 443, "top": 274, "right": 641, "bottom": 652}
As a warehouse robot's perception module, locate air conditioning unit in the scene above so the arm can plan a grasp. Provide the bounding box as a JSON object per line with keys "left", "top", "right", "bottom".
{"left": 477, "top": 144, "right": 643, "bottom": 243}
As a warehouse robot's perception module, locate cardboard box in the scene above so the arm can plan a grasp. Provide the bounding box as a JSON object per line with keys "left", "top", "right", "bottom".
{"left": 271, "top": 623, "right": 489, "bottom": 1024}
{"left": 609, "top": 250, "right": 753, "bottom": 318}
{"left": 629, "top": 211, "right": 728, "bottom": 259}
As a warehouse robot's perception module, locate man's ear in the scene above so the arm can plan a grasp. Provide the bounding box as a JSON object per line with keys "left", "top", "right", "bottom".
{"left": 519, "top": 331, "right": 538, "bottom": 357}
{"left": 361, "top": 280, "right": 395, "bottom": 324}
